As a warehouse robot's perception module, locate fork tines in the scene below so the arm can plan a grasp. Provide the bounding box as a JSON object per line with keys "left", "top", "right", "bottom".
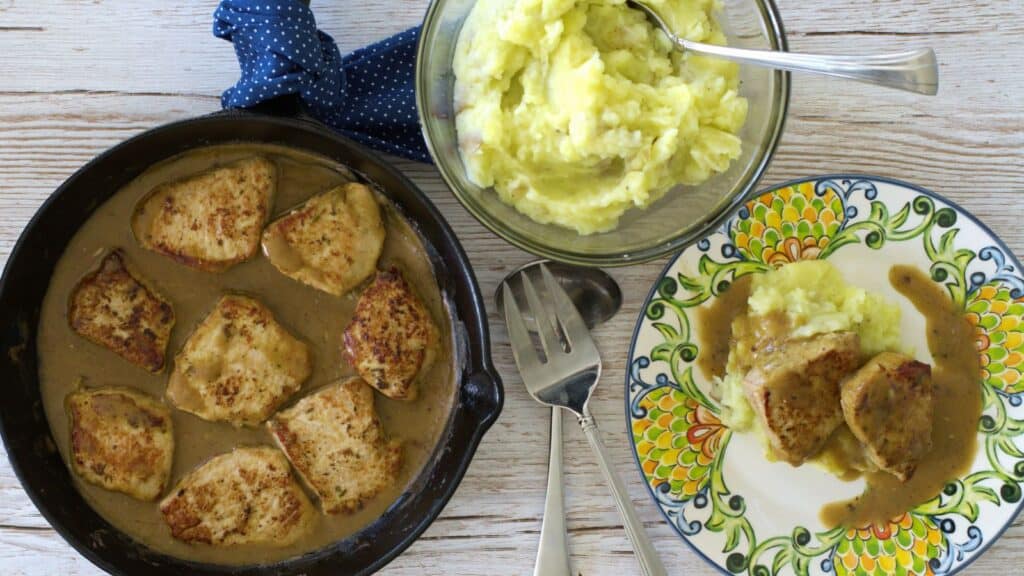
{"left": 502, "top": 264, "right": 598, "bottom": 370}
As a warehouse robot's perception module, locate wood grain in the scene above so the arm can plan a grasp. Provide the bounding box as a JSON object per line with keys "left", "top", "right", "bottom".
{"left": 0, "top": 0, "right": 1021, "bottom": 574}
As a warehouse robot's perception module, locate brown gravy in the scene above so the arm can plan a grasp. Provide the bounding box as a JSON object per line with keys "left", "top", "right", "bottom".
{"left": 696, "top": 265, "right": 981, "bottom": 528}
{"left": 695, "top": 275, "right": 753, "bottom": 382}
{"left": 37, "top": 144, "right": 455, "bottom": 565}
{"left": 820, "top": 265, "right": 981, "bottom": 527}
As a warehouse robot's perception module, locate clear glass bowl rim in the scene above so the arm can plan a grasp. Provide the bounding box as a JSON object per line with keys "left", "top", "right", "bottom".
{"left": 415, "top": 0, "right": 792, "bottom": 267}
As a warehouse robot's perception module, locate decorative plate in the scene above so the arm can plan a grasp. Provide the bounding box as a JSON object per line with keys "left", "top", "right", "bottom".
{"left": 626, "top": 175, "right": 1024, "bottom": 576}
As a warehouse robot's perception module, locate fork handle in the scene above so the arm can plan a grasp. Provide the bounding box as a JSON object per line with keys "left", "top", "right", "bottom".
{"left": 535, "top": 407, "right": 572, "bottom": 576}
{"left": 580, "top": 411, "right": 667, "bottom": 576}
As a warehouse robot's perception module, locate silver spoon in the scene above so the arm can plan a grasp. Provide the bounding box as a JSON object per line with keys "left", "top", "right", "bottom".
{"left": 629, "top": 0, "right": 938, "bottom": 95}
{"left": 496, "top": 260, "right": 622, "bottom": 330}
{"left": 496, "top": 260, "right": 622, "bottom": 576}
{"left": 503, "top": 264, "right": 665, "bottom": 576}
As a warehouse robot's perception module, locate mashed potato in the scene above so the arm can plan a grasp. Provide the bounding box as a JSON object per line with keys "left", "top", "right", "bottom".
{"left": 453, "top": 0, "right": 747, "bottom": 234}
{"left": 721, "top": 260, "right": 903, "bottom": 432}
{"left": 747, "top": 261, "right": 903, "bottom": 358}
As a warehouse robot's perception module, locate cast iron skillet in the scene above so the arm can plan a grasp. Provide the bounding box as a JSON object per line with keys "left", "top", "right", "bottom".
{"left": 0, "top": 103, "right": 504, "bottom": 575}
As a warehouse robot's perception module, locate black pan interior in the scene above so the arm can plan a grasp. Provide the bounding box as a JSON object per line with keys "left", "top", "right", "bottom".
{"left": 0, "top": 112, "right": 503, "bottom": 575}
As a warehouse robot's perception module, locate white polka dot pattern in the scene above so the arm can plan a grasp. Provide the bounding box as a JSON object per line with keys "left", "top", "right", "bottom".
{"left": 213, "top": 0, "right": 430, "bottom": 162}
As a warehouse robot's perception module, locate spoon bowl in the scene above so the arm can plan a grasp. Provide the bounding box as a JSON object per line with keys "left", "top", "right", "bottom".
{"left": 495, "top": 260, "right": 623, "bottom": 330}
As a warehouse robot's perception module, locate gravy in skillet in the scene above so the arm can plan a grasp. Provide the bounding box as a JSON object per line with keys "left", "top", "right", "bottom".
{"left": 37, "top": 144, "right": 455, "bottom": 565}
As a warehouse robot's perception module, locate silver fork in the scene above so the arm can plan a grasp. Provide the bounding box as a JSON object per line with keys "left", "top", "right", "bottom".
{"left": 503, "top": 265, "right": 667, "bottom": 576}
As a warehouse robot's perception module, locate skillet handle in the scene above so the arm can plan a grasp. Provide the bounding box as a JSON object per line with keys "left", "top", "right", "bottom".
{"left": 463, "top": 369, "right": 504, "bottom": 428}
{"left": 247, "top": 94, "right": 309, "bottom": 119}
{"left": 207, "top": 93, "right": 323, "bottom": 126}
{"left": 213, "top": 0, "right": 317, "bottom": 122}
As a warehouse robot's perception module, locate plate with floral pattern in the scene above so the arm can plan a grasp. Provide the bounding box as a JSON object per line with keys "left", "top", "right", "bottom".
{"left": 626, "top": 175, "right": 1024, "bottom": 576}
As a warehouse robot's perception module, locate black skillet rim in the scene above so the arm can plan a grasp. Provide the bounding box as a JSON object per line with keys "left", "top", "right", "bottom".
{"left": 0, "top": 112, "right": 503, "bottom": 575}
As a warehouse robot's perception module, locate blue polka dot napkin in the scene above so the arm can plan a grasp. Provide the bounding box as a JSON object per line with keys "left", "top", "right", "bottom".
{"left": 214, "top": 0, "right": 430, "bottom": 162}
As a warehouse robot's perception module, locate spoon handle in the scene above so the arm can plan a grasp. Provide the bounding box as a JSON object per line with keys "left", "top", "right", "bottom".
{"left": 679, "top": 40, "right": 938, "bottom": 95}
{"left": 535, "top": 407, "right": 573, "bottom": 576}
{"left": 579, "top": 410, "right": 667, "bottom": 576}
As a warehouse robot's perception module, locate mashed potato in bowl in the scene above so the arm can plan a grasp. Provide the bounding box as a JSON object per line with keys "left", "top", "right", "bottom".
{"left": 453, "top": 0, "right": 748, "bottom": 235}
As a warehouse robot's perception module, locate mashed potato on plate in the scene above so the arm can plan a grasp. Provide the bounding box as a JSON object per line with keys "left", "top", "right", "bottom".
{"left": 721, "top": 260, "right": 903, "bottom": 432}
{"left": 453, "top": 0, "right": 748, "bottom": 234}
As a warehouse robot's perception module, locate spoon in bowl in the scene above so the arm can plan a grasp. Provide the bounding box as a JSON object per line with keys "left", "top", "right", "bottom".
{"left": 628, "top": 0, "right": 938, "bottom": 95}
{"left": 496, "top": 260, "right": 623, "bottom": 576}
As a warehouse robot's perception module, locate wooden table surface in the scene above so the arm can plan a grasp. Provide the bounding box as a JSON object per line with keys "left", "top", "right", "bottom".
{"left": 0, "top": 0, "right": 1021, "bottom": 574}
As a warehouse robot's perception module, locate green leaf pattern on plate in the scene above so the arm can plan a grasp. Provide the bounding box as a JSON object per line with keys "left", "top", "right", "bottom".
{"left": 627, "top": 177, "right": 1024, "bottom": 576}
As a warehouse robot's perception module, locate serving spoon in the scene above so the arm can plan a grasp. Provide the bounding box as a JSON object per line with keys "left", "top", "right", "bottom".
{"left": 628, "top": 0, "right": 938, "bottom": 95}
{"left": 503, "top": 264, "right": 665, "bottom": 576}
{"left": 496, "top": 260, "right": 623, "bottom": 576}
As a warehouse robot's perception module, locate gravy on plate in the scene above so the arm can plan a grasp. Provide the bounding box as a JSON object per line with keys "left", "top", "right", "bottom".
{"left": 819, "top": 265, "right": 981, "bottom": 527}
{"left": 697, "top": 266, "right": 981, "bottom": 527}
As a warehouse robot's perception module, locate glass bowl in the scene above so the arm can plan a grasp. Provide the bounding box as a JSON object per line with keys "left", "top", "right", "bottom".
{"left": 416, "top": 0, "right": 790, "bottom": 266}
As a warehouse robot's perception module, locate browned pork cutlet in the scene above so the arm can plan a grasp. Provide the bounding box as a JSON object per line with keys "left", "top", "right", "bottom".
{"left": 343, "top": 267, "right": 438, "bottom": 401}
{"left": 262, "top": 182, "right": 385, "bottom": 296}
{"left": 841, "top": 351, "right": 934, "bottom": 481}
{"left": 132, "top": 156, "right": 276, "bottom": 272}
{"left": 268, "top": 378, "right": 401, "bottom": 514}
{"left": 167, "top": 295, "right": 311, "bottom": 427}
{"left": 159, "top": 446, "right": 316, "bottom": 547}
{"left": 67, "top": 250, "right": 175, "bottom": 372}
{"left": 66, "top": 387, "right": 174, "bottom": 501}
{"left": 743, "top": 332, "right": 862, "bottom": 465}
